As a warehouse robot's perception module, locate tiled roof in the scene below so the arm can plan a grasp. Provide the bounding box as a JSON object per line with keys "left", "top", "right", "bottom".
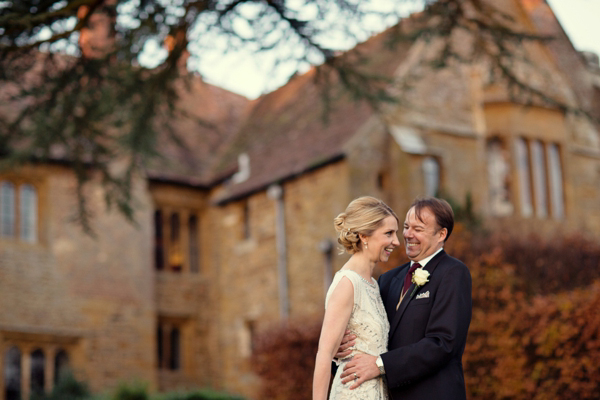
{"left": 144, "top": 75, "right": 253, "bottom": 186}
{"left": 211, "top": 28, "right": 413, "bottom": 203}
{"left": 523, "top": 0, "right": 597, "bottom": 113}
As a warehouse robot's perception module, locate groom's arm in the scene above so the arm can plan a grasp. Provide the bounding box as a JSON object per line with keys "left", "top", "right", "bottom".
{"left": 381, "top": 261, "right": 472, "bottom": 389}
{"left": 339, "top": 353, "right": 380, "bottom": 389}
{"left": 331, "top": 330, "right": 356, "bottom": 375}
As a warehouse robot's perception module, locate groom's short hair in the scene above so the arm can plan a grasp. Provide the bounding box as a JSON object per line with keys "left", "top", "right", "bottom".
{"left": 410, "top": 197, "right": 454, "bottom": 242}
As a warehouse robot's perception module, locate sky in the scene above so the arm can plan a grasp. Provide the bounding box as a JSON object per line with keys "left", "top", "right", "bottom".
{"left": 191, "top": 0, "right": 600, "bottom": 100}
{"left": 548, "top": 0, "right": 600, "bottom": 56}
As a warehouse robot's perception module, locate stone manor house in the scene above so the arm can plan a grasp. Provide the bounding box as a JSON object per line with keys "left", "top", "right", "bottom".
{"left": 1, "top": 0, "right": 599, "bottom": 399}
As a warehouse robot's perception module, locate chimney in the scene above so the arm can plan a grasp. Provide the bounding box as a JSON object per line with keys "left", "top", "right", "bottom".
{"left": 580, "top": 51, "right": 600, "bottom": 70}
{"left": 164, "top": 29, "right": 190, "bottom": 71}
{"left": 78, "top": 0, "right": 116, "bottom": 59}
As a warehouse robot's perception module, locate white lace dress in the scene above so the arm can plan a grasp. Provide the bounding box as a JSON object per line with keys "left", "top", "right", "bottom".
{"left": 326, "top": 269, "right": 389, "bottom": 400}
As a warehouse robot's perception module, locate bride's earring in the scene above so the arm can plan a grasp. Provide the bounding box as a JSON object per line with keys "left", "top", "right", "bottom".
{"left": 364, "top": 242, "right": 368, "bottom": 249}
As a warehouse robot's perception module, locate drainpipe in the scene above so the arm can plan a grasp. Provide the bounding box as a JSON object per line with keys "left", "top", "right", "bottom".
{"left": 267, "top": 184, "right": 289, "bottom": 319}
{"left": 319, "top": 239, "right": 334, "bottom": 296}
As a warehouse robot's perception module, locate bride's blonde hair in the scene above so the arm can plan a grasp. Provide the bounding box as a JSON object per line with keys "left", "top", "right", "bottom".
{"left": 334, "top": 196, "right": 398, "bottom": 254}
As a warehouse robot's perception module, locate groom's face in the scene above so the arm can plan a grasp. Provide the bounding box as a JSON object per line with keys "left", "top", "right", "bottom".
{"left": 403, "top": 206, "right": 446, "bottom": 262}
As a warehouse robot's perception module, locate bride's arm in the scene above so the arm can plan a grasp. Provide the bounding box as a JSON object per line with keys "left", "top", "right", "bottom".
{"left": 312, "top": 277, "right": 354, "bottom": 400}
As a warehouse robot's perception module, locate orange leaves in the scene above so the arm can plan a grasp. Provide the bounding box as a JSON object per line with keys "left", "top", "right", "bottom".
{"left": 251, "top": 319, "right": 322, "bottom": 400}
{"left": 461, "top": 230, "right": 600, "bottom": 399}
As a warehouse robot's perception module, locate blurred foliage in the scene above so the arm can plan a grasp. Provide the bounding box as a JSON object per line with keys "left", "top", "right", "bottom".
{"left": 456, "top": 229, "right": 600, "bottom": 399}
{"left": 495, "top": 234, "right": 600, "bottom": 295}
{"left": 105, "top": 384, "right": 244, "bottom": 400}
{"left": 153, "top": 389, "right": 244, "bottom": 400}
{"left": 30, "top": 374, "right": 242, "bottom": 400}
{"left": 31, "top": 370, "right": 90, "bottom": 400}
{"left": 439, "top": 191, "right": 483, "bottom": 231}
{"left": 252, "top": 318, "right": 322, "bottom": 400}
{"left": 109, "top": 383, "right": 149, "bottom": 400}
{"left": 252, "top": 228, "right": 600, "bottom": 399}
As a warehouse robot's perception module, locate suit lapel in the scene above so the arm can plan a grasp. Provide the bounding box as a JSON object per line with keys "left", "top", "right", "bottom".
{"left": 385, "top": 263, "right": 409, "bottom": 317}
{"left": 388, "top": 250, "right": 447, "bottom": 339}
{"left": 422, "top": 249, "right": 445, "bottom": 279}
{"left": 388, "top": 262, "right": 411, "bottom": 338}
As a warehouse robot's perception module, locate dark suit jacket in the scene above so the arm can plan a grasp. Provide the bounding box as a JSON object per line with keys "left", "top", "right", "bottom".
{"left": 378, "top": 250, "right": 472, "bottom": 400}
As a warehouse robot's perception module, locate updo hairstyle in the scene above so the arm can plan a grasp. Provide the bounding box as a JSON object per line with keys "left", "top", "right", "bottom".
{"left": 334, "top": 196, "right": 398, "bottom": 254}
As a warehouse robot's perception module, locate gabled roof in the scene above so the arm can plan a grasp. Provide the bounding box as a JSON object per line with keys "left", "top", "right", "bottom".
{"left": 144, "top": 75, "right": 253, "bottom": 187}
{"left": 523, "top": 0, "right": 599, "bottom": 116}
{"left": 211, "top": 28, "right": 413, "bottom": 203}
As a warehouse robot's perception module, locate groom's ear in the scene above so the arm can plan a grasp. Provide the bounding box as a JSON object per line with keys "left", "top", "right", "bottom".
{"left": 438, "top": 227, "right": 448, "bottom": 242}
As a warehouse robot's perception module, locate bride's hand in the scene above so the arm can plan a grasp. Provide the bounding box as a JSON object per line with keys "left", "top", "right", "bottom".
{"left": 334, "top": 329, "right": 356, "bottom": 359}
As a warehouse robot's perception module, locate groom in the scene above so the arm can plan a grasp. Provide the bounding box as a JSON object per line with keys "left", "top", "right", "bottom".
{"left": 338, "top": 197, "right": 472, "bottom": 399}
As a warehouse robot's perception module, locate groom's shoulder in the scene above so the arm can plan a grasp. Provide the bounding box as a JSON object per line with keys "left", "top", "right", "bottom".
{"left": 444, "top": 251, "right": 467, "bottom": 265}
{"left": 439, "top": 252, "right": 470, "bottom": 275}
{"left": 440, "top": 251, "right": 466, "bottom": 265}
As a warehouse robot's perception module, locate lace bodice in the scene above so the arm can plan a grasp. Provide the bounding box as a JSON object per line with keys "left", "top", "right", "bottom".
{"left": 325, "top": 269, "right": 389, "bottom": 399}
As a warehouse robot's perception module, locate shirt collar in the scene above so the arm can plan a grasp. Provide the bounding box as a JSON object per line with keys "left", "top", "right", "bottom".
{"left": 410, "top": 247, "right": 443, "bottom": 268}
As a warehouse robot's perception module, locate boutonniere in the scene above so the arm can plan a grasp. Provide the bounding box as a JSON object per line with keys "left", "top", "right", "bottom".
{"left": 410, "top": 267, "right": 430, "bottom": 298}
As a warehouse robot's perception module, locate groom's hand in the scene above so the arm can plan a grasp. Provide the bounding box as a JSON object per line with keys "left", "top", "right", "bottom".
{"left": 334, "top": 329, "right": 356, "bottom": 359}
{"left": 340, "top": 354, "right": 379, "bottom": 389}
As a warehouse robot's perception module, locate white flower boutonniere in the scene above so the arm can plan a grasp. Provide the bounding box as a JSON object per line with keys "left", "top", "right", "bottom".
{"left": 410, "top": 267, "right": 430, "bottom": 298}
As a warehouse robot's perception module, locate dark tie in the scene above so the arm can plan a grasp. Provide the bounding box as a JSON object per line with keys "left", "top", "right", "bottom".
{"left": 402, "top": 263, "right": 421, "bottom": 296}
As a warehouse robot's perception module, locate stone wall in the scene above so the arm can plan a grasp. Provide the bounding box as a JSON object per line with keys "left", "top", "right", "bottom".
{"left": 208, "top": 161, "right": 352, "bottom": 398}
{"left": 0, "top": 164, "right": 155, "bottom": 396}
{"left": 567, "top": 152, "right": 600, "bottom": 235}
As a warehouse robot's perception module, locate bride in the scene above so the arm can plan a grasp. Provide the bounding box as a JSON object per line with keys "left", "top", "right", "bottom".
{"left": 313, "top": 196, "right": 400, "bottom": 400}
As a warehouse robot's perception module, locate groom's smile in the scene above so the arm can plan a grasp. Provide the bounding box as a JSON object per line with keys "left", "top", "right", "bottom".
{"left": 403, "top": 206, "right": 446, "bottom": 262}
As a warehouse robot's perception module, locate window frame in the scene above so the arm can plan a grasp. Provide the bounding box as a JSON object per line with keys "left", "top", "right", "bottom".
{"left": 156, "top": 317, "right": 186, "bottom": 372}
{"left": 1, "top": 340, "right": 74, "bottom": 400}
{"left": 486, "top": 137, "right": 514, "bottom": 216}
{"left": 530, "top": 140, "right": 549, "bottom": 218}
{"left": 514, "top": 137, "right": 534, "bottom": 217}
{"left": 0, "top": 179, "right": 40, "bottom": 243}
{"left": 513, "top": 138, "right": 565, "bottom": 220}
{"left": 546, "top": 143, "right": 565, "bottom": 219}
{"left": 153, "top": 206, "right": 201, "bottom": 274}
{"left": 19, "top": 184, "right": 38, "bottom": 243}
